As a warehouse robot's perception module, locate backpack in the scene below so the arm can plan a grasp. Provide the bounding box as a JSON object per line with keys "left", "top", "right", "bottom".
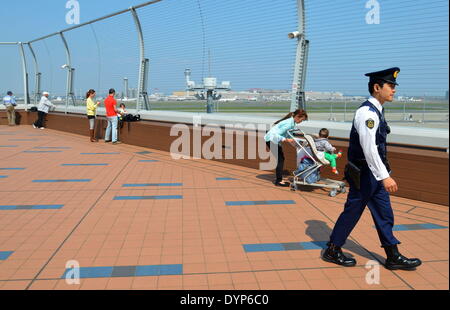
{"left": 124, "top": 114, "right": 141, "bottom": 122}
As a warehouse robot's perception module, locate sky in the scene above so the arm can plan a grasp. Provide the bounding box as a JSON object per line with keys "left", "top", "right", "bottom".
{"left": 0, "top": 0, "right": 448, "bottom": 97}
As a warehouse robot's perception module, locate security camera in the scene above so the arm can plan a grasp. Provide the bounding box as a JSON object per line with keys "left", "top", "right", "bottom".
{"left": 61, "top": 64, "right": 69, "bottom": 69}
{"left": 288, "top": 31, "right": 301, "bottom": 39}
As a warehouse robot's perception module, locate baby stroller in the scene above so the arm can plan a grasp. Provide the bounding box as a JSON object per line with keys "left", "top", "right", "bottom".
{"left": 287, "top": 129, "right": 346, "bottom": 197}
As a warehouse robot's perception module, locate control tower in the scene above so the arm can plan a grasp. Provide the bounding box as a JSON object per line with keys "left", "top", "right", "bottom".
{"left": 184, "top": 68, "right": 231, "bottom": 113}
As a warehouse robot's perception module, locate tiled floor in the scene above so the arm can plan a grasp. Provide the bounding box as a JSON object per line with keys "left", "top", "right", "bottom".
{"left": 0, "top": 125, "right": 448, "bottom": 290}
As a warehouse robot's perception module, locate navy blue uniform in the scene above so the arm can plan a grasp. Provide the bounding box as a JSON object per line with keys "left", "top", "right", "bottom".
{"left": 329, "top": 100, "right": 401, "bottom": 247}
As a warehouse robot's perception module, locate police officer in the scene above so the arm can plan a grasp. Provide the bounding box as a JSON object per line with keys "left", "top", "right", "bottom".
{"left": 322, "top": 68, "right": 422, "bottom": 270}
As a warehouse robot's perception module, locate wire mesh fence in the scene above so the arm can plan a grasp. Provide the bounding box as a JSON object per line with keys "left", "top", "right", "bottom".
{"left": 1, "top": 0, "right": 448, "bottom": 128}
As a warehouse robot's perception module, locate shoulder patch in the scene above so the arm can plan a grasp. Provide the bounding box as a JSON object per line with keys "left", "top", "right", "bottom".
{"left": 366, "top": 118, "right": 375, "bottom": 129}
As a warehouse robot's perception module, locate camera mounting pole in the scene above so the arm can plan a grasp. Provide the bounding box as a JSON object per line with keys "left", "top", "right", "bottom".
{"left": 289, "top": 0, "right": 309, "bottom": 112}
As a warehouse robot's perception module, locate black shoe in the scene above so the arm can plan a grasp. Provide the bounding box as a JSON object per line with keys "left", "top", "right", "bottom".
{"left": 322, "top": 243, "right": 356, "bottom": 267}
{"left": 274, "top": 180, "right": 290, "bottom": 187}
{"left": 383, "top": 245, "right": 422, "bottom": 270}
{"left": 104, "top": 140, "right": 112, "bottom": 143}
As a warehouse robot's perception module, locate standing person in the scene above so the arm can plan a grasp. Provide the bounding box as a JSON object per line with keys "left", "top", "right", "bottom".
{"left": 3, "top": 91, "right": 17, "bottom": 126}
{"left": 322, "top": 67, "right": 422, "bottom": 270}
{"left": 33, "top": 92, "right": 55, "bottom": 129}
{"left": 86, "top": 89, "right": 100, "bottom": 142}
{"left": 104, "top": 88, "right": 121, "bottom": 145}
{"left": 264, "top": 109, "right": 308, "bottom": 187}
{"left": 117, "top": 103, "right": 127, "bottom": 141}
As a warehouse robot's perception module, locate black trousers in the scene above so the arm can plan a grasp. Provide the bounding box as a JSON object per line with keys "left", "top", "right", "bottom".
{"left": 34, "top": 111, "right": 46, "bottom": 128}
{"left": 266, "top": 141, "right": 285, "bottom": 182}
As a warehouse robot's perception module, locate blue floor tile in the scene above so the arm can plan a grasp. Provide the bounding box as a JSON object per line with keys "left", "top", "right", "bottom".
{"left": 31, "top": 205, "right": 64, "bottom": 210}
{"left": 216, "top": 177, "right": 238, "bottom": 181}
{"left": 0, "top": 168, "right": 26, "bottom": 170}
{"left": 158, "top": 264, "right": 183, "bottom": 275}
{"left": 0, "top": 204, "right": 64, "bottom": 210}
{"left": 62, "top": 266, "right": 114, "bottom": 279}
{"left": 136, "top": 264, "right": 183, "bottom": 276}
{"left": 420, "top": 223, "right": 447, "bottom": 230}
{"left": 390, "top": 223, "right": 448, "bottom": 231}
{"left": 0, "top": 176, "right": 8, "bottom": 179}
{"left": 0, "top": 205, "right": 16, "bottom": 210}
{"left": 0, "top": 251, "right": 14, "bottom": 260}
{"left": 0, "top": 145, "right": 18, "bottom": 148}
{"left": 243, "top": 243, "right": 284, "bottom": 252}
{"left": 300, "top": 241, "right": 328, "bottom": 250}
{"left": 61, "top": 264, "right": 183, "bottom": 279}
{"left": 243, "top": 241, "right": 328, "bottom": 253}
{"left": 135, "top": 265, "right": 161, "bottom": 276}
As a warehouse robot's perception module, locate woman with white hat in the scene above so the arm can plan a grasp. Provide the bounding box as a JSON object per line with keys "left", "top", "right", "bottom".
{"left": 33, "top": 91, "right": 55, "bottom": 129}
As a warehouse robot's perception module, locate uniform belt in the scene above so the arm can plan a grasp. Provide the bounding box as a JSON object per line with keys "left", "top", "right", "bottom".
{"left": 351, "top": 158, "right": 390, "bottom": 171}
{"left": 351, "top": 159, "right": 368, "bottom": 168}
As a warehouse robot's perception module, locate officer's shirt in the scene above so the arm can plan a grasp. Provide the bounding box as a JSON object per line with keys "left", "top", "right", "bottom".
{"left": 353, "top": 96, "right": 390, "bottom": 181}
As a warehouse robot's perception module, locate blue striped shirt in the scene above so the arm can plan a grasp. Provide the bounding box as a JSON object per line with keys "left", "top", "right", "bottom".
{"left": 3, "top": 95, "right": 16, "bottom": 107}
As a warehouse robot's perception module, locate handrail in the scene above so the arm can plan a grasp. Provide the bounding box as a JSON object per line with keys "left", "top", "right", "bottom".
{"left": 26, "top": 0, "right": 163, "bottom": 44}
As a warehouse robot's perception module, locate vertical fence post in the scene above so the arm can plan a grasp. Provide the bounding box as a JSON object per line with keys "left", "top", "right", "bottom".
{"left": 130, "top": 7, "right": 150, "bottom": 113}
{"left": 344, "top": 101, "right": 347, "bottom": 122}
{"left": 18, "top": 42, "right": 30, "bottom": 110}
{"left": 27, "top": 43, "right": 41, "bottom": 106}
{"left": 422, "top": 97, "right": 426, "bottom": 123}
{"left": 59, "top": 32, "right": 76, "bottom": 114}
{"left": 290, "top": 0, "right": 308, "bottom": 112}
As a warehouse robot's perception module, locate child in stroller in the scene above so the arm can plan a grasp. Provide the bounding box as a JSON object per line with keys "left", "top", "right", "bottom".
{"left": 289, "top": 129, "right": 346, "bottom": 197}
{"left": 313, "top": 128, "right": 343, "bottom": 174}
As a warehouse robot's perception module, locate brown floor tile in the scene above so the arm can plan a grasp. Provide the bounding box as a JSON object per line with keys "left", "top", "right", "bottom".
{"left": 0, "top": 126, "right": 446, "bottom": 291}
{"left": 157, "top": 275, "right": 183, "bottom": 288}
{"left": 254, "top": 271, "right": 282, "bottom": 283}
{"left": 207, "top": 273, "right": 233, "bottom": 286}
{"left": 209, "top": 284, "right": 235, "bottom": 290}
{"left": 257, "top": 281, "right": 285, "bottom": 290}
{"left": 0, "top": 281, "right": 31, "bottom": 290}
{"left": 233, "top": 282, "right": 260, "bottom": 290}
{"left": 306, "top": 279, "right": 337, "bottom": 290}
{"left": 106, "top": 277, "right": 134, "bottom": 290}
{"left": 182, "top": 274, "right": 209, "bottom": 287}
{"left": 28, "top": 280, "right": 59, "bottom": 290}
{"left": 283, "top": 280, "right": 311, "bottom": 290}
{"left": 80, "top": 278, "right": 110, "bottom": 290}
{"left": 54, "top": 279, "right": 82, "bottom": 290}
